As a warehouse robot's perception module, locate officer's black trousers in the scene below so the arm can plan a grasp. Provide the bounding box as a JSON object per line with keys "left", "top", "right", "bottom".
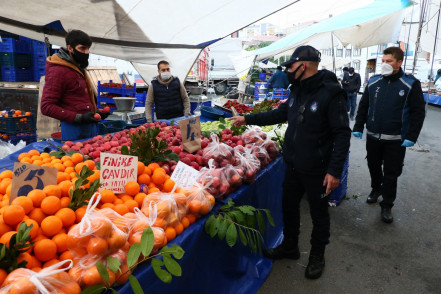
{"left": 366, "top": 137, "right": 406, "bottom": 208}
{"left": 282, "top": 165, "right": 330, "bottom": 247}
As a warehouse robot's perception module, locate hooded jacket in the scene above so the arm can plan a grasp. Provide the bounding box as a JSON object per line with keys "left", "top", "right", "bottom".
{"left": 41, "top": 48, "right": 96, "bottom": 123}
{"left": 353, "top": 68, "right": 425, "bottom": 142}
{"left": 245, "top": 70, "right": 351, "bottom": 178}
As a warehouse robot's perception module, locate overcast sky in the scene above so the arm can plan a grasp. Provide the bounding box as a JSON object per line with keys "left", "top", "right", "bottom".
{"left": 256, "top": 0, "right": 374, "bottom": 27}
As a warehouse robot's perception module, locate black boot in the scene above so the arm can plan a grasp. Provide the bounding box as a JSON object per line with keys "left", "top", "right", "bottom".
{"left": 366, "top": 189, "right": 381, "bottom": 204}
{"left": 305, "top": 245, "right": 325, "bottom": 279}
{"left": 263, "top": 236, "right": 300, "bottom": 260}
{"left": 381, "top": 207, "right": 393, "bottom": 223}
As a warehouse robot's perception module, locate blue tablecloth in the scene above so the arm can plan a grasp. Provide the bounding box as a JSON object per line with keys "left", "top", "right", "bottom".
{"left": 0, "top": 141, "right": 285, "bottom": 294}
{"left": 424, "top": 93, "right": 441, "bottom": 106}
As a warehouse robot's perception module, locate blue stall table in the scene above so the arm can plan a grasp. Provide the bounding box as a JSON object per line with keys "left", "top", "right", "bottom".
{"left": 424, "top": 93, "right": 441, "bottom": 106}
{"left": 0, "top": 142, "right": 285, "bottom": 294}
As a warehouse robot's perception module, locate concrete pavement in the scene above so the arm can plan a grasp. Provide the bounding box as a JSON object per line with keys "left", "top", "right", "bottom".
{"left": 258, "top": 103, "right": 441, "bottom": 294}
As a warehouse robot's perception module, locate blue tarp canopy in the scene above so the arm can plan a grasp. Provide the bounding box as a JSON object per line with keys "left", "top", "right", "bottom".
{"left": 255, "top": 0, "right": 414, "bottom": 61}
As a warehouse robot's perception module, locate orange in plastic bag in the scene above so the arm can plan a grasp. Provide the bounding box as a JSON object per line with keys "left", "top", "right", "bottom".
{"left": 0, "top": 260, "right": 80, "bottom": 294}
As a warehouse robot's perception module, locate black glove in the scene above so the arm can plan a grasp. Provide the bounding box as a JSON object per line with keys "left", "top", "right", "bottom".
{"left": 97, "top": 110, "right": 110, "bottom": 120}
{"left": 80, "top": 112, "right": 100, "bottom": 123}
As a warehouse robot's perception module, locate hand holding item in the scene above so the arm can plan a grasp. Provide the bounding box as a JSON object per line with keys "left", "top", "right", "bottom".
{"left": 229, "top": 116, "right": 246, "bottom": 127}
{"left": 352, "top": 132, "right": 362, "bottom": 139}
{"left": 401, "top": 139, "right": 415, "bottom": 147}
{"left": 323, "top": 173, "right": 339, "bottom": 195}
{"left": 81, "top": 112, "right": 101, "bottom": 123}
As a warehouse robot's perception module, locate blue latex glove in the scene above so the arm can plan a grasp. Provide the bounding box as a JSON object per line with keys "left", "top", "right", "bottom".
{"left": 352, "top": 132, "right": 363, "bottom": 139}
{"left": 401, "top": 139, "right": 415, "bottom": 147}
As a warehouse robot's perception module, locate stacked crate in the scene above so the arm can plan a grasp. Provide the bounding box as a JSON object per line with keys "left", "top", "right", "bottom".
{"left": 0, "top": 37, "right": 33, "bottom": 81}
{"left": 0, "top": 35, "right": 47, "bottom": 82}
{"left": 97, "top": 80, "right": 146, "bottom": 112}
{"left": 0, "top": 108, "right": 37, "bottom": 145}
{"left": 254, "top": 81, "right": 268, "bottom": 100}
{"left": 272, "top": 88, "right": 289, "bottom": 99}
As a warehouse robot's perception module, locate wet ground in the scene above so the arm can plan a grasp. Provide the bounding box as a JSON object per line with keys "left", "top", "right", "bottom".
{"left": 258, "top": 101, "right": 441, "bottom": 294}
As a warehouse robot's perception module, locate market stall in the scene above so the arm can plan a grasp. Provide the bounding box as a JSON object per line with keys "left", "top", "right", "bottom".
{"left": 0, "top": 138, "right": 285, "bottom": 294}
{"left": 424, "top": 93, "right": 441, "bottom": 106}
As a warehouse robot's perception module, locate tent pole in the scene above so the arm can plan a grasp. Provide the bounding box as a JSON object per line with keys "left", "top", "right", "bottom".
{"left": 426, "top": 1, "right": 441, "bottom": 111}
{"left": 403, "top": 3, "right": 415, "bottom": 72}
{"left": 412, "top": 0, "right": 429, "bottom": 75}
{"left": 331, "top": 33, "right": 336, "bottom": 73}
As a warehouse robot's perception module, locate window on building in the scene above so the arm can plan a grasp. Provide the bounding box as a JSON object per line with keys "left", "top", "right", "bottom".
{"left": 346, "top": 49, "right": 352, "bottom": 57}
{"left": 353, "top": 49, "right": 362, "bottom": 56}
{"left": 336, "top": 49, "right": 343, "bottom": 57}
{"left": 353, "top": 60, "right": 360, "bottom": 71}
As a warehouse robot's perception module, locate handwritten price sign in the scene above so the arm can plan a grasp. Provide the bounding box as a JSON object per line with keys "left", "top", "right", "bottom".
{"left": 10, "top": 163, "right": 58, "bottom": 202}
{"left": 100, "top": 153, "right": 138, "bottom": 193}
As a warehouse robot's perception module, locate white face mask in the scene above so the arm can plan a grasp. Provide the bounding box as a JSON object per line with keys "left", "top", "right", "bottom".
{"left": 349, "top": 73, "right": 354, "bottom": 76}
{"left": 381, "top": 63, "right": 394, "bottom": 76}
{"left": 160, "top": 72, "right": 172, "bottom": 80}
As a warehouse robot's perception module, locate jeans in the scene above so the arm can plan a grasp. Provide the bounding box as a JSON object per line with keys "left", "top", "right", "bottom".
{"left": 347, "top": 93, "right": 357, "bottom": 118}
{"left": 282, "top": 165, "right": 330, "bottom": 247}
{"left": 366, "top": 137, "right": 406, "bottom": 208}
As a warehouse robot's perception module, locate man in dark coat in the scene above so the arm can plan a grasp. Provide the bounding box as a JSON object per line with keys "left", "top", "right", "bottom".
{"left": 230, "top": 45, "right": 351, "bottom": 280}
{"left": 41, "top": 30, "right": 103, "bottom": 141}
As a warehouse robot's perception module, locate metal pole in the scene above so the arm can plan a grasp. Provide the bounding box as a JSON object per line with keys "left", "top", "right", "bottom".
{"left": 404, "top": 3, "right": 416, "bottom": 72}
{"left": 331, "top": 33, "right": 336, "bottom": 73}
{"left": 426, "top": 1, "right": 441, "bottom": 110}
{"left": 412, "top": 0, "right": 429, "bottom": 75}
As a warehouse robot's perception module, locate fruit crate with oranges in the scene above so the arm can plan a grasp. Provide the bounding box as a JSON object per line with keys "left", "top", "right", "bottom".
{"left": 0, "top": 110, "right": 36, "bottom": 134}
{"left": 0, "top": 131, "right": 36, "bottom": 145}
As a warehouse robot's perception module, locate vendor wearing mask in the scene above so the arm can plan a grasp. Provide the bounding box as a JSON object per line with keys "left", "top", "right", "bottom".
{"left": 41, "top": 30, "right": 105, "bottom": 141}
{"left": 145, "top": 61, "right": 191, "bottom": 122}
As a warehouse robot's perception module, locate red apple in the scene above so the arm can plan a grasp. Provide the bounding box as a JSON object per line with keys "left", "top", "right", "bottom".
{"left": 94, "top": 113, "right": 101, "bottom": 120}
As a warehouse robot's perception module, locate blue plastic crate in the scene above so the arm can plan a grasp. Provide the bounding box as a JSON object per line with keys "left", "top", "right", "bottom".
{"left": 32, "top": 54, "right": 46, "bottom": 67}
{"left": 97, "top": 120, "right": 128, "bottom": 135}
{"left": 0, "top": 111, "right": 36, "bottom": 134}
{"left": 0, "top": 38, "right": 16, "bottom": 52}
{"left": 0, "top": 53, "right": 32, "bottom": 68}
{"left": 31, "top": 40, "right": 47, "bottom": 55}
{"left": 131, "top": 117, "right": 147, "bottom": 125}
{"left": 134, "top": 91, "right": 146, "bottom": 107}
{"left": 1, "top": 132, "right": 37, "bottom": 146}
{"left": 33, "top": 66, "right": 46, "bottom": 82}
{"left": 98, "top": 80, "right": 137, "bottom": 97}
{"left": 1, "top": 66, "right": 33, "bottom": 82}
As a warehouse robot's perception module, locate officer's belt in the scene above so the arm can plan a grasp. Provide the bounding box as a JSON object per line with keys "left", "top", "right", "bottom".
{"left": 367, "top": 130, "right": 401, "bottom": 140}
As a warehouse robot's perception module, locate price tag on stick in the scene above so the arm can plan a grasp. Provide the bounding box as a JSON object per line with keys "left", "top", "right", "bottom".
{"left": 170, "top": 161, "right": 199, "bottom": 188}
{"left": 231, "top": 106, "right": 239, "bottom": 116}
{"left": 100, "top": 153, "right": 138, "bottom": 193}
{"left": 179, "top": 116, "right": 201, "bottom": 153}
{"left": 10, "top": 163, "right": 58, "bottom": 203}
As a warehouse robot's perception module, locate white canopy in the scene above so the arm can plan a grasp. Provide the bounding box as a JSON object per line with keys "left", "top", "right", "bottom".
{"left": 254, "top": 0, "right": 413, "bottom": 61}
{"left": 0, "top": 0, "right": 296, "bottom": 83}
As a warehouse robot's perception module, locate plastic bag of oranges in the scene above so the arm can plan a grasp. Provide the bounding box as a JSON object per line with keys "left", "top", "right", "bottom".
{"left": 129, "top": 206, "right": 166, "bottom": 251}
{"left": 186, "top": 182, "right": 215, "bottom": 217}
{"left": 67, "top": 193, "right": 128, "bottom": 261}
{"left": 0, "top": 260, "right": 81, "bottom": 294}
{"left": 141, "top": 191, "right": 186, "bottom": 229}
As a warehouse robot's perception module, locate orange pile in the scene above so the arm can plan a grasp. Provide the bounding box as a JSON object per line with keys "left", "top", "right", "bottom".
{"left": 0, "top": 148, "right": 212, "bottom": 291}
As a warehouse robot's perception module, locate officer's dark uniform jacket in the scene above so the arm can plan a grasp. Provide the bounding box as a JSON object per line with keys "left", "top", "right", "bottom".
{"left": 353, "top": 68, "right": 425, "bottom": 142}
{"left": 245, "top": 70, "right": 351, "bottom": 178}
{"left": 151, "top": 77, "right": 184, "bottom": 119}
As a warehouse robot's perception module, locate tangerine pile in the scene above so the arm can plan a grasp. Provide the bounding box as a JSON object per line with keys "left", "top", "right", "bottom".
{"left": 0, "top": 149, "right": 214, "bottom": 291}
